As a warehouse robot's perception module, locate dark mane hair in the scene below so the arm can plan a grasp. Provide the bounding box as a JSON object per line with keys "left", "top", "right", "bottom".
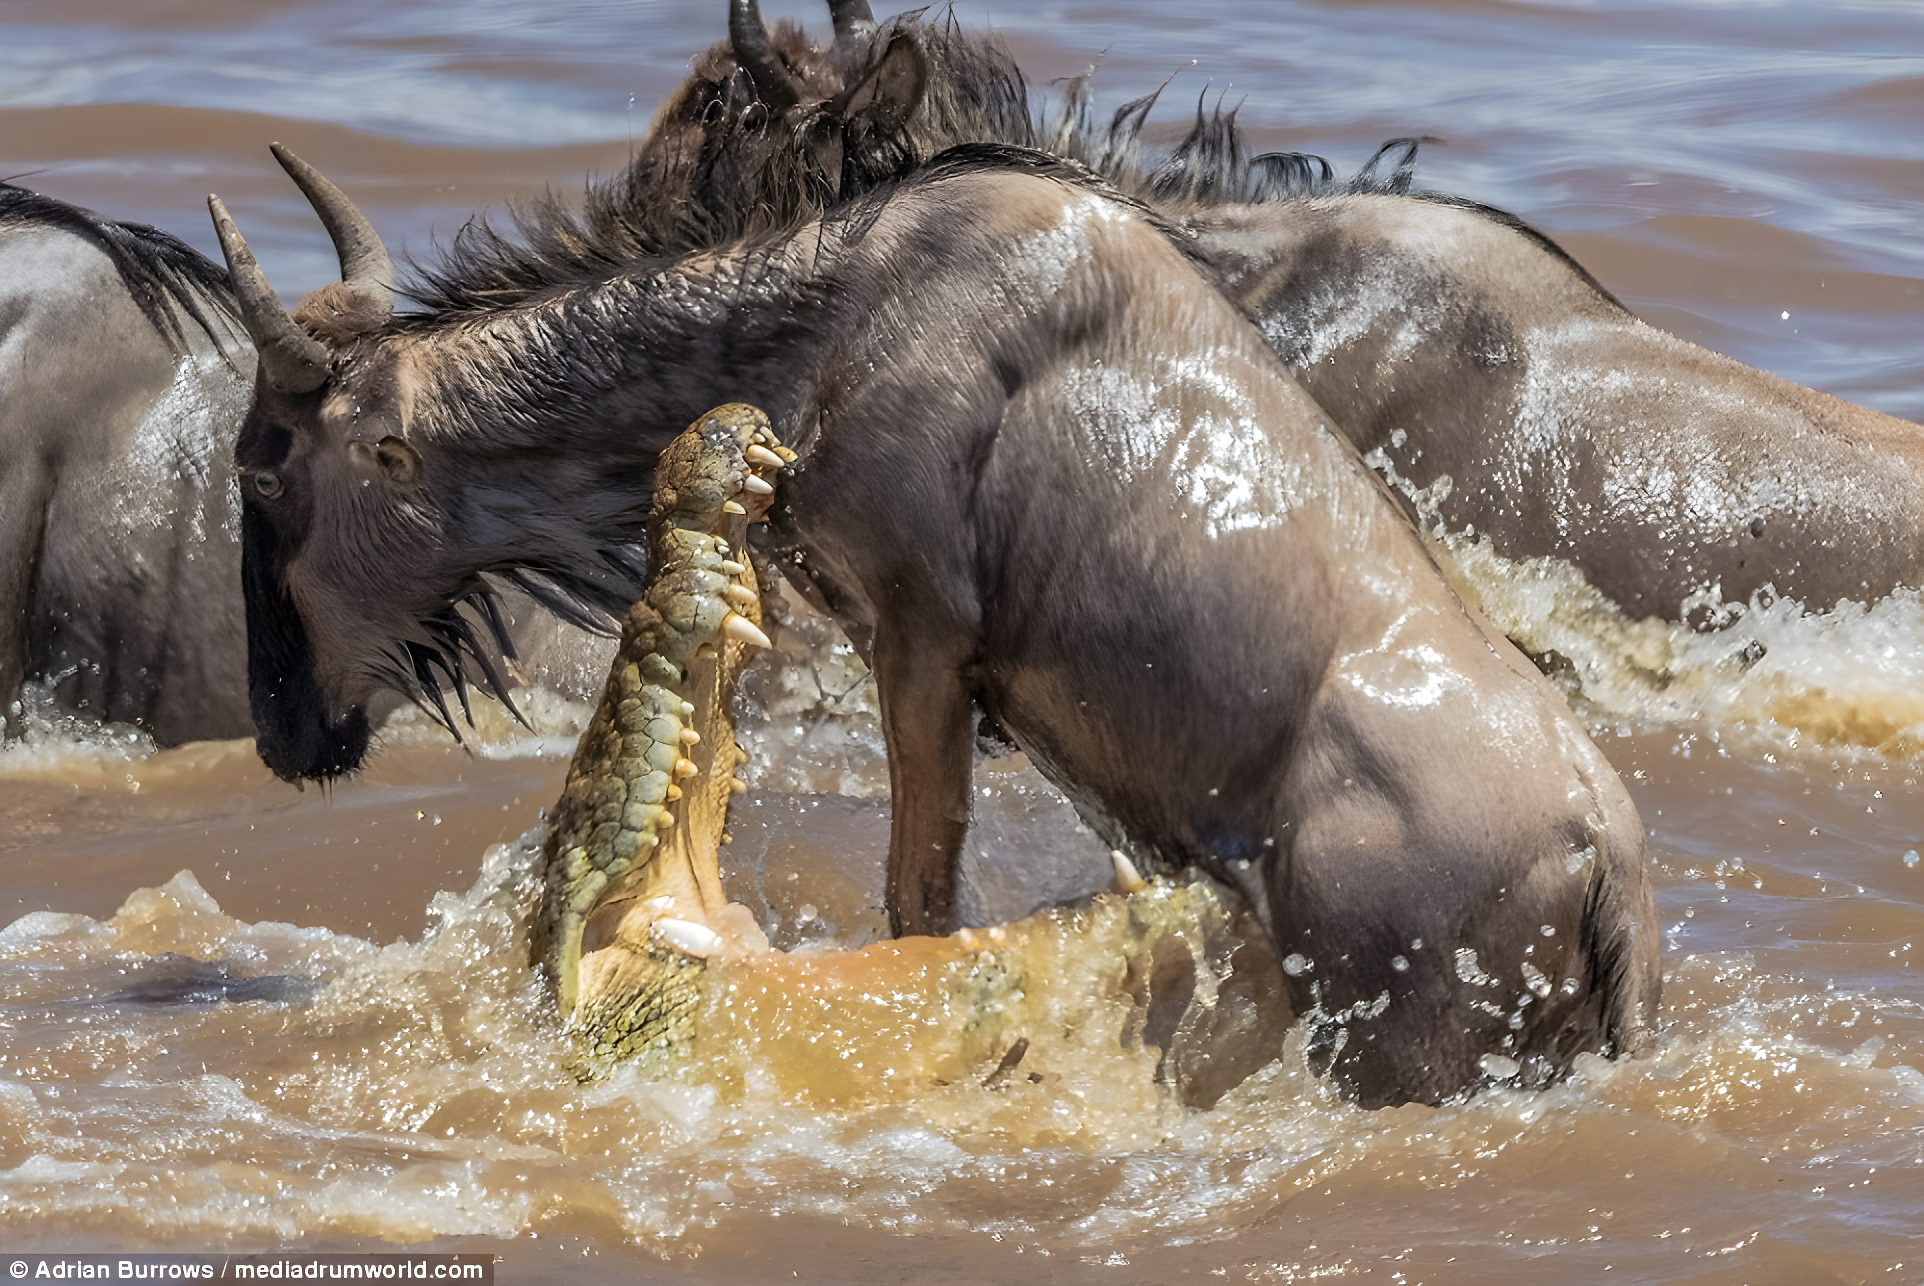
{"left": 374, "top": 12, "right": 1612, "bottom": 727}
{"left": 0, "top": 181, "right": 239, "bottom": 354}
{"left": 403, "top": 12, "right": 1432, "bottom": 320}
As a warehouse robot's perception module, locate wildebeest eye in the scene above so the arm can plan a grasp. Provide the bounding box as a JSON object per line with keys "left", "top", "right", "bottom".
{"left": 252, "top": 471, "right": 284, "bottom": 500}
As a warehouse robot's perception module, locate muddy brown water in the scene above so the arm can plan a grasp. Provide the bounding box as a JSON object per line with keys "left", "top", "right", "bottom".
{"left": 5, "top": 2, "right": 1924, "bottom": 1281}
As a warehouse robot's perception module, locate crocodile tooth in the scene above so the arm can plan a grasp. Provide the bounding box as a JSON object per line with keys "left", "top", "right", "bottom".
{"left": 741, "top": 473, "right": 775, "bottom": 495}
{"left": 680, "top": 701, "right": 695, "bottom": 718}
{"left": 1110, "top": 849, "right": 1148, "bottom": 894}
{"left": 673, "top": 757, "right": 700, "bottom": 779}
{"left": 679, "top": 728, "right": 701, "bottom": 745}
{"left": 745, "top": 445, "right": 785, "bottom": 469}
{"left": 722, "top": 500, "right": 748, "bottom": 515}
{"left": 718, "top": 560, "right": 746, "bottom": 577}
{"left": 773, "top": 445, "right": 797, "bottom": 463}
{"left": 655, "top": 918, "right": 722, "bottom": 959}
{"left": 664, "top": 784, "right": 682, "bottom": 802}
{"left": 729, "top": 778, "right": 748, "bottom": 795}
{"left": 725, "top": 584, "right": 758, "bottom": 608}
{"left": 722, "top": 613, "right": 773, "bottom": 648}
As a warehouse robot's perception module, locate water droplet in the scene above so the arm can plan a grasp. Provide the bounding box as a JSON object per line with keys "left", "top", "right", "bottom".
{"left": 1904, "top": 849, "right": 1919, "bottom": 869}
{"left": 1478, "top": 1053, "right": 1519, "bottom": 1080}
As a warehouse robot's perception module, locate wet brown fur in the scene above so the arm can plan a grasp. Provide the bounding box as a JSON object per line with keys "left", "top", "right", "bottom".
{"left": 292, "top": 281, "right": 393, "bottom": 348}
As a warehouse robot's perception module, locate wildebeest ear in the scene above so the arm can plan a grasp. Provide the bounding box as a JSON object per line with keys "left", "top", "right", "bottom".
{"left": 826, "top": 31, "right": 927, "bottom": 134}
{"left": 374, "top": 435, "right": 422, "bottom": 486}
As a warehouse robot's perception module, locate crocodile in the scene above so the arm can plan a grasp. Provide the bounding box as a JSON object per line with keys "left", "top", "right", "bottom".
{"left": 532, "top": 404, "right": 1287, "bottom": 1105}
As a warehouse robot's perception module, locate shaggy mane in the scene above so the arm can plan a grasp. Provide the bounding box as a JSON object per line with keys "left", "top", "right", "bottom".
{"left": 401, "top": 13, "right": 1433, "bottom": 321}
{"left": 0, "top": 181, "right": 240, "bottom": 355}
{"left": 370, "top": 10, "right": 1617, "bottom": 715}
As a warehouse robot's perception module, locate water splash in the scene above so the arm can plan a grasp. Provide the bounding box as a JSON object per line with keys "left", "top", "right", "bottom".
{"left": 1, "top": 815, "right": 1919, "bottom": 1258}
{"left": 1363, "top": 447, "right": 1924, "bottom": 759}
{"left": 1441, "top": 530, "right": 1924, "bottom": 757}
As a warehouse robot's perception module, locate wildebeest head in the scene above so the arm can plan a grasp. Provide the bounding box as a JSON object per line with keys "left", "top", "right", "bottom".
{"left": 210, "top": 2, "right": 932, "bottom": 784}
{"left": 209, "top": 148, "right": 504, "bottom": 782}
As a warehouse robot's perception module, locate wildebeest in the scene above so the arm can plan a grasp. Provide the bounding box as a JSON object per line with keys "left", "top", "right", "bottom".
{"left": 0, "top": 183, "right": 252, "bottom": 744}
{"left": 0, "top": 181, "right": 608, "bottom": 748}
{"left": 208, "top": 0, "right": 1924, "bottom": 771}
{"left": 209, "top": 30, "right": 1658, "bottom": 1105}
{"left": 702, "top": 2, "right": 1924, "bottom": 624}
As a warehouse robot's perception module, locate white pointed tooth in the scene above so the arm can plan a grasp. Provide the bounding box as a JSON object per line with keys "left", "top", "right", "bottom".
{"left": 679, "top": 727, "right": 701, "bottom": 745}
{"left": 725, "top": 584, "right": 758, "bottom": 608}
{"left": 673, "top": 757, "right": 700, "bottom": 779}
{"left": 654, "top": 917, "right": 721, "bottom": 959}
{"left": 664, "top": 783, "right": 682, "bottom": 802}
{"left": 722, "top": 500, "right": 748, "bottom": 515}
{"left": 745, "top": 445, "right": 785, "bottom": 469}
{"left": 1110, "top": 849, "right": 1148, "bottom": 895}
{"left": 721, "top": 613, "right": 773, "bottom": 649}
{"left": 741, "top": 473, "right": 774, "bottom": 496}
{"left": 680, "top": 701, "right": 696, "bottom": 718}
{"left": 729, "top": 777, "right": 748, "bottom": 795}
{"left": 773, "top": 445, "right": 797, "bottom": 463}
{"left": 718, "top": 560, "right": 746, "bottom": 577}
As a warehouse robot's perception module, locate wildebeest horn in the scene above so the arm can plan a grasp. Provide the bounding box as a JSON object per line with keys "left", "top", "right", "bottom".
{"left": 269, "top": 143, "right": 395, "bottom": 304}
{"left": 827, "top": 0, "right": 877, "bottom": 41}
{"left": 206, "top": 194, "right": 331, "bottom": 394}
{"left": 729, "top": 0, "right": 807, "bottom": 110}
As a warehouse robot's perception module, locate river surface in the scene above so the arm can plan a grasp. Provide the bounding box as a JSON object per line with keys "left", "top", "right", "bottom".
{"left": 4, "top": 1, "right": 1924, "bottom": 1282}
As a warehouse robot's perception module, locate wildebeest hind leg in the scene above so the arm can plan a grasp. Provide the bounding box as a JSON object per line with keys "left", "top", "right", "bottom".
{"left": 873, "top": 618, "right": 978, "bottom": 937}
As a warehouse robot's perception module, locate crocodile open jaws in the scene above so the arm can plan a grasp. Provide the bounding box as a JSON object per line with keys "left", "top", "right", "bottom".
{"left": 533, "top": 405, "right": 1290, "bottom": 1106}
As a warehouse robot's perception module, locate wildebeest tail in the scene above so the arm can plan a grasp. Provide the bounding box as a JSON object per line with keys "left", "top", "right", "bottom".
{"left": 1580, "top": 822, "right": 1663, "bottom": 1062}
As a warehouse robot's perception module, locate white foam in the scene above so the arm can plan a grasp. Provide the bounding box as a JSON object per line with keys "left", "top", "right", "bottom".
{"left": 1363, "top": 443, "right": 1924, "bottom": 756}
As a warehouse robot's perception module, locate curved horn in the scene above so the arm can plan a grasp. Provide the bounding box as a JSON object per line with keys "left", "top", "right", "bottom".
{"left": 729, "top": 0, "right": 806, "bottom": 111}
{"left": 268, "top": 143, "right": 395, "bottom": 302}
{"left": 828, "top": 0, "right": 877, "bottom": 42}
{"left": 207, "top": 194, "right": 331, "bottom": 394}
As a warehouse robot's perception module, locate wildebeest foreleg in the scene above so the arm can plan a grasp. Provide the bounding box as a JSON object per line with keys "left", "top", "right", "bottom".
{"left": 874, "top": 622, "right": 978, "bottom": 937}
{"left": 0, "top": 454, "right": 52, "bottom": 738}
